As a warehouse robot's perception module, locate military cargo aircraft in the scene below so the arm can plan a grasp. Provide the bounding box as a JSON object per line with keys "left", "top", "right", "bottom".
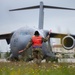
{"left": 0, "top": 1, "right": 75, "bottom": 61}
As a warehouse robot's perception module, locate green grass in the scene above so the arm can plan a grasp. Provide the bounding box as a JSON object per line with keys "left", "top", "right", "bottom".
{"left": 0, "top": 62, "right": 75, "bottom": 75}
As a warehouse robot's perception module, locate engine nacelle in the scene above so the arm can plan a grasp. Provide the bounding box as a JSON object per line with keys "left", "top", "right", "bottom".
{"left": 62, "top": 35, "right": 75, "bottom": 50}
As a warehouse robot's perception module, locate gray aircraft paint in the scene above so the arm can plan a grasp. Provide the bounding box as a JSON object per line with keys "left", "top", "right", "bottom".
{"left": 1, "top": 1, "right": 75, "bottom": 59}
{"left": 10, "top": 27, "right": 54, "bottom": 58}
{"left": 39, "top": 2, "right": 44, "bottom": 29}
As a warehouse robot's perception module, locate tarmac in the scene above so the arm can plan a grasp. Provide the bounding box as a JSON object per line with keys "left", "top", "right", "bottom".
{"left": 0, "top": 59, "right": 10, "bottom": 62}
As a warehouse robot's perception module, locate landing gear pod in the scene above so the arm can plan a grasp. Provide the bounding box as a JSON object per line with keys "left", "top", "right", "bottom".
{"left": 62, "top": 36, "right": 75, "bottom": 50}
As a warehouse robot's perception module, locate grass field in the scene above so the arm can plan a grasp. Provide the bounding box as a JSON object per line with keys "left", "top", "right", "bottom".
{"left": 0, "top": 62, "right": 75, "bottom": 75}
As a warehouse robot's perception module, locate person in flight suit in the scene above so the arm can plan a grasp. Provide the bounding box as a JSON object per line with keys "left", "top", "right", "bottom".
{"left": 19, "top": 31, "right": 50, "bottom": 64}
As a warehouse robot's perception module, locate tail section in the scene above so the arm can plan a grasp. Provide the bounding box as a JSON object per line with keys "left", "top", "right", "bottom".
{"left": 9, "top": 1, "right": 75, "bottom": 29}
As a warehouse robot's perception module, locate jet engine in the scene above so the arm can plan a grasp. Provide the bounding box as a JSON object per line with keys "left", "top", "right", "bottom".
{"left": 62, "top": 35, "right": 75, "bottom": 50}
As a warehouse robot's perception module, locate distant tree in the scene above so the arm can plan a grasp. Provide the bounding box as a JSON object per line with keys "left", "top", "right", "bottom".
{"left": 0, "top": 51, "right": 1, "bottom": 58}
{"left": 62, "top": 54, "right": 70, "bottom": 58}
{"left": 5, "top": 51, "right": 11, "bottom": 58}
{"left": 73, "top": 54, "right": 75, "bottom": 58}
{"left": 62, "top": 54, "right": 65, "bottom": 58}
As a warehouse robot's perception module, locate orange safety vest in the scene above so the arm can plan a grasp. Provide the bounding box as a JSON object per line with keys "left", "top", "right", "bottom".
{"left": 32, "top": 35, "right": 42, "bottom": 47}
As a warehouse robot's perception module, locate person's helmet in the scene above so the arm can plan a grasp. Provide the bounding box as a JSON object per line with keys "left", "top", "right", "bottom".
{"left": 34, "top": 31, "right": 40, "bottom": 36}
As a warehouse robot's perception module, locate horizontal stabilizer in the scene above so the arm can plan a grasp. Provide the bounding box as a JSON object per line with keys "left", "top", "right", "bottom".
{"left": 44, "top": 5, "right": 75, "bottom": 10}
{"left": 9, "top": 5, "right": 39, "bottom": 11}
{"left": 9, "top": 4, "right": 75, "bottom": 11}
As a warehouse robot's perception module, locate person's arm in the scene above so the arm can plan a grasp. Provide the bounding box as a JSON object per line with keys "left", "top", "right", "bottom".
{"left": 23, "top": 40, "right": 32, "bottom": 51}
{"left": 18, "top": 40, "right": 32, "bottom": 53}
{"left": 42, "top": 30, "right": 51, "bottom": 42}
{"left": 42, "top": 35, "right": 50, "bottom": 42}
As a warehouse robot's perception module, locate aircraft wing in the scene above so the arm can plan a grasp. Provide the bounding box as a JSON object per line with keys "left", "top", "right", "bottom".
{"left": 0, "top": 32, "right": 13, "bottom": 44}
{"left": 48, "top": 32, "right": 75, "bottom": 50}
{"left": 50, "top": 32, "right": 75, "bottom": 39}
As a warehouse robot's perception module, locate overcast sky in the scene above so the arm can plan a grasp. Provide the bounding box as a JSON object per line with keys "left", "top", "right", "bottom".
{"left": 0, "top": 0, "right": 75, "bottom": 52}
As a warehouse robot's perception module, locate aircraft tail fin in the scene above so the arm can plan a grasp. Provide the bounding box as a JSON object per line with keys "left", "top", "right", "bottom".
{"left": 9, "top": 2, "right": 75, "bottom": 30}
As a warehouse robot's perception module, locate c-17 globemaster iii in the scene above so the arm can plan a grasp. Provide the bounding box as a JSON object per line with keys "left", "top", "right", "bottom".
{"left": 0, "top": 1, "right": 75, "bottom": 62}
